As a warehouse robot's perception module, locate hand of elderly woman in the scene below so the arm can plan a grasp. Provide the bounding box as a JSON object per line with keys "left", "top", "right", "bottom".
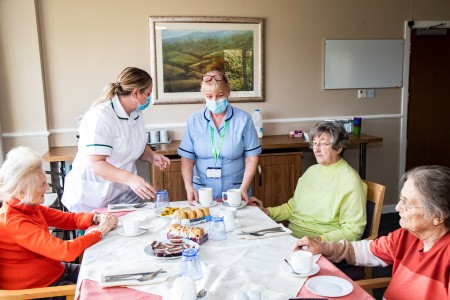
{"left": 96, "top": 214, "right": 118, "bottom": 237}
{"left": 249, "top": 197, "right": 269, "bottom": 215}
{"left": 127, "top": 174, "right": 156, "bottom": 199}
{"left": 293, "top": 236, "right": 322, "bottom": 254}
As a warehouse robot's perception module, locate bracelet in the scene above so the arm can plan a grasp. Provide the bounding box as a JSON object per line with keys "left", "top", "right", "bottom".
{"left": 92, "top": 213, "right": 100, "bottom": 225}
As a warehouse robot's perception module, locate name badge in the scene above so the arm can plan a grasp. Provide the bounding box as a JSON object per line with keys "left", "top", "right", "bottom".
{"left": 206, "top": 167, "right": 222, "bottom": 178}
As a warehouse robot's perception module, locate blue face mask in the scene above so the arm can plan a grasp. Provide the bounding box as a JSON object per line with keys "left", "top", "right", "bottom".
{"left": 205, "top": 98, "right": 229, "bottom": 114}
{"left": 135, "top": 94, "right": 151, "bottom": 111}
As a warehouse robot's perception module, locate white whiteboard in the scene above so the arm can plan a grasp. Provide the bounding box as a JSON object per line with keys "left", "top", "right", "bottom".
{"left": 324, "top": 39, "right": 404, "bottom": 89}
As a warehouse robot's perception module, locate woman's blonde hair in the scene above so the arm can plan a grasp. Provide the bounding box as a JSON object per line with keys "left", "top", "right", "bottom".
{"left": 92, "top": 67, "right": 152, "bottom": 107}
{"left": 0, "top": 147, "right": 44, "bottom": 203}
{"left": 200, "top": 70, "right": 231, "bottom": 96}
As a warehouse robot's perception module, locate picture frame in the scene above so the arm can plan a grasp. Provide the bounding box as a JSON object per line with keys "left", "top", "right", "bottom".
{"left": 149, "top": 16, "right": 265, "bottom": 104}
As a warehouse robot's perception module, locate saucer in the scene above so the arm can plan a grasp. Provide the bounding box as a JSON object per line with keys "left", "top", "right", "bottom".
{"left": 226, "top": 222, "right": 241, "bottom": 232}
{"left": 305, "top": 275, "right": 353, "bottom": 297}
{"left": 193, "top": 200, "right": 218, "bottom": 208}
{"left": 280, "top": 261, "right": 320, "bottom": 277}
{"left": 222, "top": 200, "right": 246, "bottom": 209}
{"left": 117, "top": 228, "right": 147, "bottom": 237}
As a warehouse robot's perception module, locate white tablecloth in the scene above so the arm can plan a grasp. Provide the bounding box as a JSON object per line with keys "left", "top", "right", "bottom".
{"left": 77, "top": 202, "right": 308, "bottom": 299}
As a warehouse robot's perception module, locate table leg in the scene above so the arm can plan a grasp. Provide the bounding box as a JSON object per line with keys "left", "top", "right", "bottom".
{"left": 359, "top": 144, "right": 367, "bottom": 179}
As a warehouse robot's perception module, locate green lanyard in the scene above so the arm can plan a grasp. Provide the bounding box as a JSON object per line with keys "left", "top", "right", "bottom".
{"left": 209, "top": 121, "right": 229, "bottom": 161}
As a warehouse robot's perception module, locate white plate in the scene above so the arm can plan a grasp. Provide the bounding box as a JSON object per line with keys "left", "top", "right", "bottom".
{"left": 117, "top": 228, "right": 147, "bottom": 237}
{"left": 306, "top": 275, "right": 353, "bottom": 297}
{"left": 280, "top": 261, "right": 320, "bottom": 277}
{"left": 193, "top": 200, "right": 218, "bottom": 208}
{"left": 143, "top": 239, "right": 200, "bottom": 260}
{"left": 222, "top": 200, "right": 246, "bottom": 209}
{"left": 226, "top": 222, "right": 241, "bottom": 232}
{"left": 153, "top": 207, "right": 180, "bottom": 218}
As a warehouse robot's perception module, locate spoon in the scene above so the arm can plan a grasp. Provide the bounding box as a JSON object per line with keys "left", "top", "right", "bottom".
{"left": 196, "top": 288, "right": 207, "bottom": 299}
{"left": 284, "top": 259, "right": 301, "bottom": 275}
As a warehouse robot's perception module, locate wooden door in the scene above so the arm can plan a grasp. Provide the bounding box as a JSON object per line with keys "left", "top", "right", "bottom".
{"left": 406, "top": 28, "right": 450, "bottom": 170}
{"left": 253, "top": 152, "right": 302, "bottom": 207}
{"left": 151, "top": 159, "right": 187, "bottom": 201}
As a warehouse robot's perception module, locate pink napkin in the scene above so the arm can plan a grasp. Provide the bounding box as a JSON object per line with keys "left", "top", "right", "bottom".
{"left": 79, "top": 279, "right": 161, "bottom": 300}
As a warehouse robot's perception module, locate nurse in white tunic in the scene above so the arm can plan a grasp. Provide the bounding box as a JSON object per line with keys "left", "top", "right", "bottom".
{"left": 178, "top": 70, "right": 261, "bottom": 205}
{"left": 62, "top": 67, "right": 170, "bottom": 212}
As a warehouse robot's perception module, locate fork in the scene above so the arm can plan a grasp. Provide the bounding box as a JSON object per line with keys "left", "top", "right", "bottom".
{"left": 104, "top": 270, "right": 166, "bottom": 281}
{"left": 238, "top": 227, "right": 284, "bottom": 235}
{"left": 109, "top": 203, "right": 147, "bottom": 210}
{"left": 245, "top": 230, "right": 284, "bottom": 236}
{"left": 105, "top": 269, "right": 163, "bottom": 282}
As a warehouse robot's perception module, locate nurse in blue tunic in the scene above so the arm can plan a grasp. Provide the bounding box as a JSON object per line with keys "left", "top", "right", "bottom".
{"left": 178, "top": 70, "right": 262, "bottom": 205}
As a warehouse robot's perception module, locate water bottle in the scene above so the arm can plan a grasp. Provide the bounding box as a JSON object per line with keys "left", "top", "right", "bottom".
{"left": 252, "top": 109, "right": 263, "bottom": 138}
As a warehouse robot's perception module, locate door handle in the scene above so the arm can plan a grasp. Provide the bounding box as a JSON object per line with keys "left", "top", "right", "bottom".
{"left": 258, "top": 164, "right": 263, "bottom": 186}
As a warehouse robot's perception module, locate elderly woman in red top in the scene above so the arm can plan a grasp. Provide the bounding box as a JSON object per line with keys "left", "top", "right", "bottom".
{"left": 293, "top": 165, "right": 450, "bottom": 300}
{"left": 0, "top": 146, "right": 118, "bottom": 290}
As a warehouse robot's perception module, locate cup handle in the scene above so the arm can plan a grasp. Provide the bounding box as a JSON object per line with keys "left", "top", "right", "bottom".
{"left": 222, "top": 192, "right": 227, "bottom": 201}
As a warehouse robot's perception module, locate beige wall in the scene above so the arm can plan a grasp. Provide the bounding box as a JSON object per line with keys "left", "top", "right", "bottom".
{"left": 1, "top": 0, "right": 450, "bottom": 208}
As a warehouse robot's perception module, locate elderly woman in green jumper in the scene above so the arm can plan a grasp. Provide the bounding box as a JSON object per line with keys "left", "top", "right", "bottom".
{"left": 251, "top": 122, "right": 367, "bottom": 241}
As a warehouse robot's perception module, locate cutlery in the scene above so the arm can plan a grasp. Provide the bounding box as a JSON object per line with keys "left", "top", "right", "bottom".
{"left": 104, "top": 270, "right": 166, "bottom": 282}
{"left": 245, "top": 231, "right": 283, "bottom": 236}
{"left": 109, "top": 203, "right": 147, "bottom": 210}
{"left": 237, "top": 227, "right": 284, "bottom": 235}
{"left": 196, "top": 288, "right": 207, "bottom": 299}
{"left": 284, "top": 259, "right": 301, "bottom": 275}
{"left": 141, "top": 268, "right": 163, "bottom": 281}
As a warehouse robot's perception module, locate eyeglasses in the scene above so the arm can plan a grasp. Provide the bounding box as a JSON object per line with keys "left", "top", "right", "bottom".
{"left": 397, "top": 199, "right": 423, "bottom": 211}
{"left": 202, "top": 74, "right": 228, "bottom": 83}
{"left": 309, "top": 141, "right": 332, "bottom": 150}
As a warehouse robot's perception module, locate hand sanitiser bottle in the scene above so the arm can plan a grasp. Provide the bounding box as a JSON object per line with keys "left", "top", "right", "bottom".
{"left": 252, "top": 109, "right": 263, "bottom": 138}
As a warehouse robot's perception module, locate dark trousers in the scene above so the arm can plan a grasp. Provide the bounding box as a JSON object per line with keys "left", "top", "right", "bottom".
{"left": 39, "top": 262, "right": 80, "bottom": 300}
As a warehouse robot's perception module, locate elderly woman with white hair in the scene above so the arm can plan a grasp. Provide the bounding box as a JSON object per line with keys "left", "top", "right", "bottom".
{"left": 0, "top": 147, "right": 118, "bottom": 290}
{"left": 294, "top": 165, "right": 450, "bottom": 300}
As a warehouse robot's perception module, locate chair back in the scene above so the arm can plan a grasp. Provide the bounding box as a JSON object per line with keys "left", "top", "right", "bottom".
{"left": 361, "top": 179, "right": 386, "bottom": 240}
{"left": 0, "top": 284, "right": 76, "bottom": 300}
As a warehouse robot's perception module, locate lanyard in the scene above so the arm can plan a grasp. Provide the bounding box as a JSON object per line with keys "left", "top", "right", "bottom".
{"left": 209, "top": 120, "right": 229, "bottom": 161}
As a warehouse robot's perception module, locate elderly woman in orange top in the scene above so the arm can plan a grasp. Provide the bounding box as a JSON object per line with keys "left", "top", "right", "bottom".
{"left": 0, "top": 147, "right": 118, "bottom": 290}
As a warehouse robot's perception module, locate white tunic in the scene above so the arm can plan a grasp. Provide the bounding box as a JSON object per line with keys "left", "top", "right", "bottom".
{"left": 62, "top": 95, "right": 147, "bottom": 212}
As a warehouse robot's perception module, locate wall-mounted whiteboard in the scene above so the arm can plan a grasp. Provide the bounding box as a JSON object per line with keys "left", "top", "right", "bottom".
{"left": 324, "top": 39, "right": 404, "bottom": 89}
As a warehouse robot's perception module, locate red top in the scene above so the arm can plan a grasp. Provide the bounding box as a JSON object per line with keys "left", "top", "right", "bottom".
{"left": 370, "top": 228, "right": 450, "bottom": 300}
{"left": 0, "top": 198, "right": 102, "bottom": 289}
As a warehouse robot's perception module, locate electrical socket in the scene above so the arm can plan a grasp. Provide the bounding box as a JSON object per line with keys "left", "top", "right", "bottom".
{"left": 358, "top": 89, "right": 367, "bottom": 98}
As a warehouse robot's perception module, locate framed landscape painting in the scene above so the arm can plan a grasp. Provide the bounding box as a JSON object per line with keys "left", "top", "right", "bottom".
{"left": 149, "top": 16, "right": 265, "bottom": 104}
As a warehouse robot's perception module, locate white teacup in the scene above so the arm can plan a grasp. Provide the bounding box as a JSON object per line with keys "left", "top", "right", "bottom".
{"left": 122, "top": 219, "right": 140, "bottom": 235}
{"left": 290, "top": 250, "right": 313, "bottom": 274}
{"left": 222, "top": 189, "right": 242, "bottom": 207}
{"left": 220, "top": 206, "right": 237, "bottom": 230}
{"left": 198, "top": 188, "right": 213, "bottom": 206}
{"left": 168, "top": 276, "right": 197, "bottom": 300}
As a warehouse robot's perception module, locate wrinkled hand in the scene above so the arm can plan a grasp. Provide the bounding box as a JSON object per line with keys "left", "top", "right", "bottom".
{"left": 186, "top": 186, "right": 198, "bottom": 205}
{"left": 293, "top": 236, "right": 322, "bottom": 254}
{"left": 96, "top": 214, "right": 118, "bottom": 237}
{"left": 127, "top": 174, "right": 156, "bottom": 199}
{"left": 152, "top": 153, "right": 170, "bottom": 171}
{"left": 248, "top": 197, "right": 269, "bottom": 215}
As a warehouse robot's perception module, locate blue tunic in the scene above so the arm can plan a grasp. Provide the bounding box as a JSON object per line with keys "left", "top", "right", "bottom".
{"left": 178, "top": 106, "right": 262, "bottom": 199}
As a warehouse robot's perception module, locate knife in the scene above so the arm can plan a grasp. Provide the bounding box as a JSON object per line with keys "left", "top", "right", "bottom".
{"left": 236, "top": 227, "right": 284, "bottom": 235}
{"left": 104, "top": 270, "right": 166, "bottom": 282}
{"left": 146, "top": 268, "right": 163, "bottom": 281}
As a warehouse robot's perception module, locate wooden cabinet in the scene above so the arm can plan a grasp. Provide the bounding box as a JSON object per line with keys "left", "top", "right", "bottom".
{"left": 151, "top": 158, "right": 187, "bottom": 202}
{"left": 252, "top": 152, "right": 302, "bottom": 207}
{"left": 151, "top": 152, "right": 302, "bottom": 204}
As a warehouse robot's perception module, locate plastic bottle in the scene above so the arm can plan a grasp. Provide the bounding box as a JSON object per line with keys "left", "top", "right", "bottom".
{"left": 252, "top": 109, "right": 264, "bottom": 138}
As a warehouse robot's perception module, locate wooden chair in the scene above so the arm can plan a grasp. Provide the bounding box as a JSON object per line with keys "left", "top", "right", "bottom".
{"left": 357, "top": 277, "right": 392, "bottom": 293}
{"left": 0, "top": 284, "right": 76, "bottom": 300}
{"left": 340, "top": 179, "right": 386, "bottom": 280}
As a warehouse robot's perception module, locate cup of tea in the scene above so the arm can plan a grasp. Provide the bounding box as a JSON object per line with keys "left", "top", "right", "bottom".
{"left": 222, "top": 189, "right": 242, "bottom": 207}
{"left": 290, "top": 250, "right": 313, "bottom": 274}
{"left": 122, "top": 219, "right": 140, "bottom": 235}
{"left": 198, "top": 188, "right": 213, "bottom": 206}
